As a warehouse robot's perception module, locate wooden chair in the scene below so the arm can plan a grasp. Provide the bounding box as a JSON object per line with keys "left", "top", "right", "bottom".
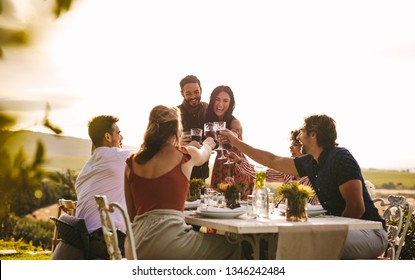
{"left": 51, "top": 199, "right": 77, "bottom": 252}
{"left": 94, "top": 195, "right": 137, "bottom": 260}
{"left": 373, "top": 195, "right": 414, "bottom": 260}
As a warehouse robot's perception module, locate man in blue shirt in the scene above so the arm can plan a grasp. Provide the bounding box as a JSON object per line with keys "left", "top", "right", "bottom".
{"left": 222, "top": 114, "right": 387, "bottom": 259}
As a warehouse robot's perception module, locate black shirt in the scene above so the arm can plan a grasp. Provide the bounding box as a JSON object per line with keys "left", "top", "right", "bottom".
{"left": 294, "top": 147, "right": 385, "bottom": 227}
{"left": 177, "top": 101, "right": 209, "bottom": 180}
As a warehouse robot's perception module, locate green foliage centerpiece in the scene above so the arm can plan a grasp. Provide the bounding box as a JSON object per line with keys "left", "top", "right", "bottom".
{"left": 187, "top": 178, "right": 205, "bottom": 202}
{"left": 277, "top": 181, "right": 314, "bottom": 222}
{"left": 255, "top": 170, "right": 266, "bottom": 190}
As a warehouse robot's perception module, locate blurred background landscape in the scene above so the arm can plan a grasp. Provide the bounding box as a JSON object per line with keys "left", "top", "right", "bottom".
{"left": 8, "top": 130, "right": 415, "bottom": 191}
{"left": 1, "top": 0, "right": 415, "bottom": 259}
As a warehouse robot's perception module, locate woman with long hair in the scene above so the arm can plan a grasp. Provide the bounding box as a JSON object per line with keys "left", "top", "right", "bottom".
{"left": 124, "top": 105, "right": 243, "bottom": 259}
{"left": 205, "top": 86, "right": 254, "bottom": 198}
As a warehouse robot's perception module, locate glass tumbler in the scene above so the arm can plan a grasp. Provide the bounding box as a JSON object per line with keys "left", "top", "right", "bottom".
{"left": 268, "top": 192, "right": 275, "bottom": 215}
{"left": 247, "top": 194, "right": 256, "bottom": 218}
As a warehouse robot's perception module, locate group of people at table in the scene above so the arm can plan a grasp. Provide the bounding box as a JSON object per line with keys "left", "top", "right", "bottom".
{"left": 51, "top": 75, "right": 387, "bottom": 260}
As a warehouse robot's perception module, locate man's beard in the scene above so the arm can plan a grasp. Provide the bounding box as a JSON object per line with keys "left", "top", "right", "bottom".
{"left": 185, "top": 97, "right": 201, "bottom": 107}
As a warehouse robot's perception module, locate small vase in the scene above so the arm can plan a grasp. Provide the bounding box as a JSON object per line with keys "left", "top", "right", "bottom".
{"left": 187, "top": 188, "right": 201, "bottom": 202}
{"left": 285, "top": 197, "right": 307, "bottom": 222}
{"left": 224, "top": 191, "right": 240, "bottom": 209}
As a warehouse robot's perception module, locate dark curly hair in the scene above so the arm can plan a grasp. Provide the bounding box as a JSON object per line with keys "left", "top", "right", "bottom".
{"left": 303, "top": 114, "right": 338, "bottom": 149}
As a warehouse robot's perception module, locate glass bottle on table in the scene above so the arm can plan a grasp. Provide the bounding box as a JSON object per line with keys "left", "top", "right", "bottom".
{"left": 253, "top": 165, "right": 269, "bottom": 219}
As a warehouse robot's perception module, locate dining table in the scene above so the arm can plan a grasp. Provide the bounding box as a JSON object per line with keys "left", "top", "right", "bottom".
{"left": 184, "top": 208, "right": 383, "bottom": 260}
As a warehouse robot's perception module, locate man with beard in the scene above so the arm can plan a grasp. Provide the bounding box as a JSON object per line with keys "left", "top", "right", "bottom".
{"left": 220, "top": 114, "right": 387, "bottom": 259}
{"left": 177, "top": 75, "right": 209, "bottom": 181}
{"left": 52, "top": 115, "right": 135, "bottom": 259}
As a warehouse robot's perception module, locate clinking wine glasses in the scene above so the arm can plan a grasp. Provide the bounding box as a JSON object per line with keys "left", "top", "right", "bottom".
{"left": 204, "top": 122, "right": 218, "bottom": 153}
{"left": 190, "top": 128, "right": 203, "bottom": 143}
{"left": 213, "top": 121, "right": 227, "bottom": 160}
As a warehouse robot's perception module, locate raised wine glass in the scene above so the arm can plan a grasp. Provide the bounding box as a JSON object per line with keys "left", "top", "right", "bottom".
{"left": 190, "top": 128, "right": 203, "bottom": 144}
{"left": 213, "top": 121, "right": 227, "bottom": 160}
{"left": 203, "top": 122, "right": 217, "bottom": 153}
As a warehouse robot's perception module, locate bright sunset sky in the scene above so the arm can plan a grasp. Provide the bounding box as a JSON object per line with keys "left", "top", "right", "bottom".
{"left": 1, "top": 0, "right": 414, "bottom": 170}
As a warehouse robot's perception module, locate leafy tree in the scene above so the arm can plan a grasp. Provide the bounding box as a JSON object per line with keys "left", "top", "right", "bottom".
{"left": 0, "top": 111, "right": 63, "bottom": 239}
{"left": 1, "top": 0, "right": 74, "bottom": 239}
{"left": 47, "top": 168, "right": 78, "bottom": 201}
{"left": 0, "top": 0, "right": 73, "bottom": 58}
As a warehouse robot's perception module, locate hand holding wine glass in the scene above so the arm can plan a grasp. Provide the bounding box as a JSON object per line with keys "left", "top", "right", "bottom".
{"left": 204, "top": 122, "right": 218, "bottom": 152}
{"left": 202, "top": 136, "right": 216, "bottom": 150}
{"left": 213, "top": 121, "right": 227, "bottom": 160}
{"left": 218, "top": 129, "right": 239, "bottom": 147}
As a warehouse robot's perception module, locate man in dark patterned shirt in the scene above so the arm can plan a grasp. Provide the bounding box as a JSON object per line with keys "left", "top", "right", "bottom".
{"left": 221, "top": 114, "right": 387, "bottom": 259}
{"left": 177, "top": 75, "right": 209, "bottom": 181}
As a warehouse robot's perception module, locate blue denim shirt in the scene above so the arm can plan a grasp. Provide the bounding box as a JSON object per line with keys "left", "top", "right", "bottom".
{"left": 294, "top": 147, "right": 385, "bottom": 227}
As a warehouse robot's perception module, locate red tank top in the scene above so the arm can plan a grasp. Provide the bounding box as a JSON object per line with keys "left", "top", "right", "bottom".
{"left": 126, "top": 153, "right": 190, "bottom": 216}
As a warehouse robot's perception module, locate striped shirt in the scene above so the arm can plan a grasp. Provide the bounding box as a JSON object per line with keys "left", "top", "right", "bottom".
{"left": 238, "top": 157, "right": 319, "bottom": 205}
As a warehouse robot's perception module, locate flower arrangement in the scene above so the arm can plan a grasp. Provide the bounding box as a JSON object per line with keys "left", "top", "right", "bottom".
{"left": 277, "top": 181, "right": 314, "bottom": 222}
{"left": 187, "top": 178, "right": 205, "bottom": 202}
{"left": 255, "top": 170, "right": 266, "bottom": 190}
{"left": 277, "top": 181, "right": 314, "bottom": 200}
{"left": 218, "top": 177, "right": 245, "bottom": 209}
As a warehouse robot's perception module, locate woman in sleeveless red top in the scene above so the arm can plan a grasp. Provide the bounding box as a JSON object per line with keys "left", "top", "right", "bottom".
{"left": 124, "top": 105, "right": 243, "bottom": 260}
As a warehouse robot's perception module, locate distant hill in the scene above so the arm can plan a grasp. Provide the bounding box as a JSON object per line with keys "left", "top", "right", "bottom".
{"left": 4, "top": 131, "right": 92, "bottom": 171}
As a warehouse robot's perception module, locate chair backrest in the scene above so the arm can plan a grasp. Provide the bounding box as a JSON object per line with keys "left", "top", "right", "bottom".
{"left": 373, "top": 195, "right": 414, "bottom": 260}
{"left": 51, "top": 199, "right": 77, "bottom": 252}
{"left": 94, "top": 195, "right": 137, "bottom": 260}
{"left": 50, "top": 214, "right": 90, "bottom": 259}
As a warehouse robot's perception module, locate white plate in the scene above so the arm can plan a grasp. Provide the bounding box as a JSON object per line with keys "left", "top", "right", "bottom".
{"left": 307, "top": 205, "right": 324, "bottom": 211}
{"left": 307, "top": 210, "right": 327, "bottom": 217}
{"left": 196, "top": 206, "right": 246, "bottom": 219}
{"left": 184, "top": 200, "right": 201, "bottom": 209}
{"left": 196, "top": 209, "right": 246, "bottom": 219}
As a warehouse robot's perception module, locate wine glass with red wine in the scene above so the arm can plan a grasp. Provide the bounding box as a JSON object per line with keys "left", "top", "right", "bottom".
{"left": 213, "top": 121, "right": 227, "bottom": 160}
